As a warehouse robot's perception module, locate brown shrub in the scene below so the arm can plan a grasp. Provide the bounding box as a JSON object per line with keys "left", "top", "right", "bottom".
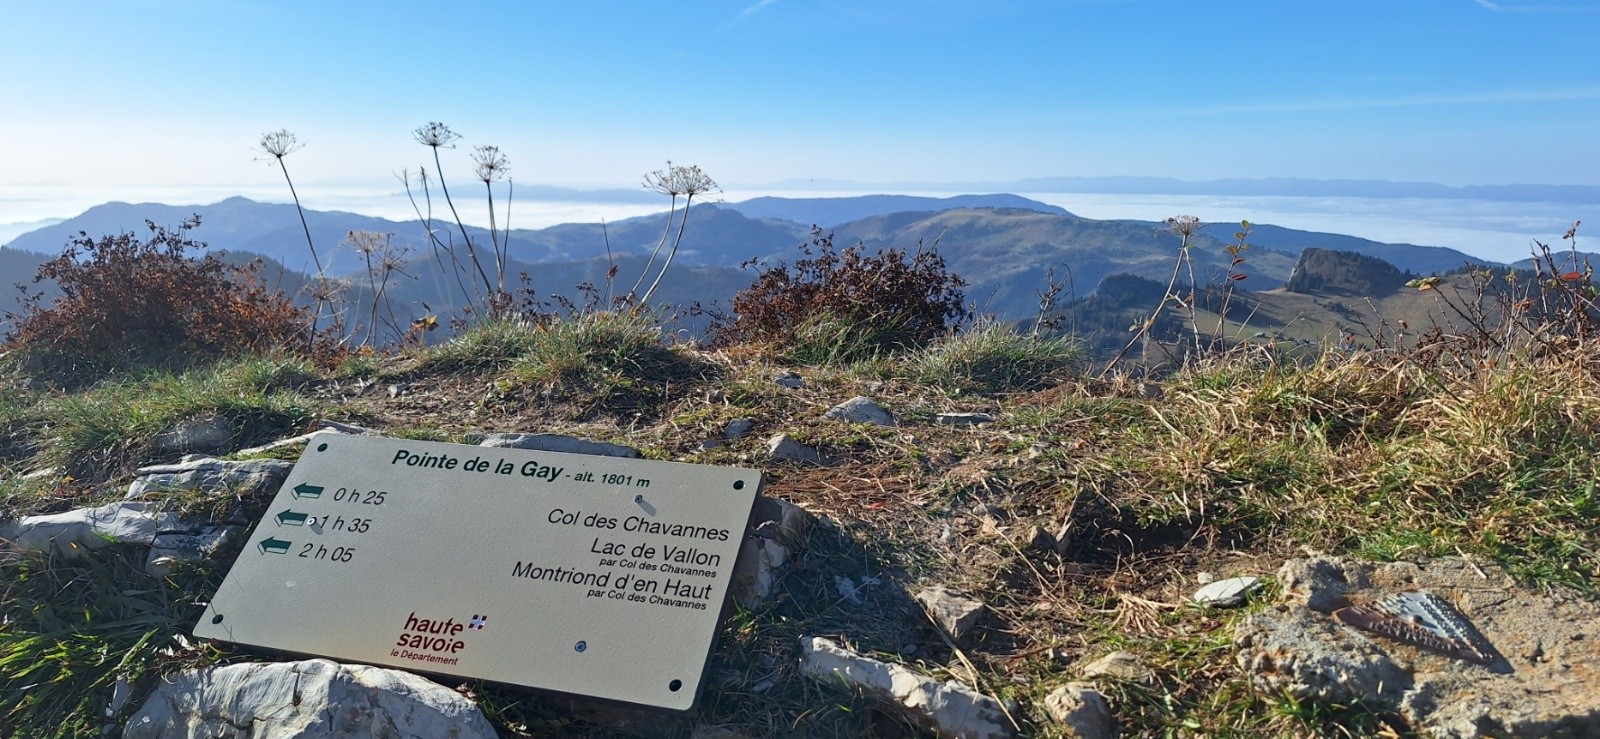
{"left": 5, "top": 216, "right": 321, "bottom": 382}
{"left": 708, "top": 229, "right": 967, "bottom": 360}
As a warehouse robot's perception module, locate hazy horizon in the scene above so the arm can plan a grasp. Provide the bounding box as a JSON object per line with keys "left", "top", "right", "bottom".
{"left": 3, "top": 180, "right": 1593, "bottom": 266}
{"left": 4, "top": 2, "right": 1599, "bottom": 217}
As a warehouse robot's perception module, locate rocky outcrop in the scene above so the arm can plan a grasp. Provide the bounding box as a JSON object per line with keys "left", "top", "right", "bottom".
{"left": 1235, "top": 556, "right": 1600, "bottom": 737}
{"left": 126, "top": 457, "right": 293, "bottom": 500}
{"left": 122, "top": 659, "right": 497, "bottom": 739}
{"left": 799, "top": 637, "right": 1017, "bottom": 739}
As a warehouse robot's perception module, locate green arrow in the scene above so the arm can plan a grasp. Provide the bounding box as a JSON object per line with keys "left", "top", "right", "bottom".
{"left": 275, "top": 510, "right": 309, "bottom": 526}
{"left": 291, "top": 483, "right": 324, "bottom": 499}
{"left": 258, "top": 537, "right": 292, "bottom": 555}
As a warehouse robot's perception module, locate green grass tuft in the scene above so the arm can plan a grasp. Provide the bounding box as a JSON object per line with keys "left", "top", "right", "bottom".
{"left": 914, "top": 320, "right": 1084, "bottom": 393}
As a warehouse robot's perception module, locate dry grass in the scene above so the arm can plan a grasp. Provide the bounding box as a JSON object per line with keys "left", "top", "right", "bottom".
{"left": 4, "top": 327, "right": 1599, "bottom": 737}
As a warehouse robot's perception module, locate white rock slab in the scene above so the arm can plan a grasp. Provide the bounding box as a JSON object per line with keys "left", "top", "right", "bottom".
{"left": 799, "top": 637, "right": 1016, "bottom": 739}
{"left": 121, "top": 659, "right": 496, "bottom": 739}
{"left": 468, "top": 432, "right": 641, "bottom": 458}
{"left": 1, "top": 501, "right": 180, "bottom": 556}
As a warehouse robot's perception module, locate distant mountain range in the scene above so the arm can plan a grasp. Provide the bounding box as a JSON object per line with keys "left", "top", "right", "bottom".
{"left": 762, "top": 177, "right": 1600, "bottom": 205}
{"left": 1, "top": 193, "right": 1504, "bottom": 334}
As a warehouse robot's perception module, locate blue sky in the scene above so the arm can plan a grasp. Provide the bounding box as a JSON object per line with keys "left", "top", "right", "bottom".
{"left": 2, "top": 0, "right": 1599, "bottom": 223}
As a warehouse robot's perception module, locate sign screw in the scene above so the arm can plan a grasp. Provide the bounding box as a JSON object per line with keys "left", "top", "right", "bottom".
{"left": 574, "top": 641, "right": 587, "bottom": 653}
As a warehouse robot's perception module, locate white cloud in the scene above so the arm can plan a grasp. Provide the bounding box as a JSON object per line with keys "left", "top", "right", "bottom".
{"left": 1474, "top": 0, "right": 1600, "bottom": 12}
{"left": 728, "top": 0, "right": 779, "bottom": 26}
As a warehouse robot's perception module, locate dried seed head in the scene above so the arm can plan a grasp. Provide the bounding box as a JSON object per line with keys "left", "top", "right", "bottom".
{"left": 643, "top": 162, "right": 720, "bottom": 199}
{"left": 258, "top": 130, "right": 304, "bottom": 160}
{"left": 413, "top": 122, "right": 461, "bottom": 149}
{"left": 472, "top": 145, "right": 510, "bottom": 183}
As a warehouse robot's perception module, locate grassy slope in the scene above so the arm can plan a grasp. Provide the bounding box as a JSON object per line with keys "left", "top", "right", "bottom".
{"left": 2, "top": 314, "right": 1597, "bottom": 737}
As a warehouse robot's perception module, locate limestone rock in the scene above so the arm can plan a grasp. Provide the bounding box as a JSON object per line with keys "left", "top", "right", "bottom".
{"left": 798, "top": 637, "right": 1016, "bottom": 739}
{"left": 1234, "top": 605, "right": 1410, "bottom": 705}
{"left": 1192, "top": 576, "right": 1263, "bottom": 608}
{"left": 153, "top": 418, "right": 233, "bottom": 454}
{"left": 916, "top": 586, "right": 987, "bottom": 640}
{"left": 773, "top": 371, "right": 804, "bottom": 389}
{"left": 1237, "top": 556, "right": 1600, "bottom": 737}
{"left": 146, "top": 525, "right": 244, "bottom": 577}
{"left": 731, "top": 496, "right": 814, "bottom": 608}
{"left": 822, "top": 396, "right": 896, "bottom": 426}
{"left": 936, "top": 412, "right": 996, "bottom": 426}
{"left": 766, "top": 434, "right": 824, "bottom": 465}
{"left": 127, "top": 457, "right": 293, "bottom": 500}
{"left": 723, "top": 418, "right": 756, "bottom": 440}
{"left": 468, "top": 432, "right": 641, "bottom": 458}
{"left": 1, "top": 501, "right": 180, "bottom": 556}
{"left": 1078, "top": 651, "right": 1153, "bottom": 682}
{"left": 233, "top": 421, "right": 376, "bottom": 456}
{"left": 122, "top": 659, "right": 496, "bottom": 739}
{"left": 1042, "top": 683, "right": 1116, "bottom": 739}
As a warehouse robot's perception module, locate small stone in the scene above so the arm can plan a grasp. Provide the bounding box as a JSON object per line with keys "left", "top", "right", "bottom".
{"left": 145, "top": 525, "right": 244, "bottom": 577}
{"left": 1196, "top": 571, "right": 1216, "bottom": 585}
{"left": 730, "top": 496, "right": 814, "bottom": 608}
{"left": 1042, "top": 683, "right": 1115, "bottom": 739}
{"left": 470, "top": 432, "right": 640, "bottom": 458}
{"left": 723, "top": 418, "right": 756, "bottom": 439}
{"left": 1023, "top": 525, "right": 1056, "bottom": 553}
{"left": 822, "top": 396, "right": 896, "bottom": 426}
{"left": 1078, "top": 651, "right": 1153, "bottom": 681}
{"left": 916, "top": 586, "right": 987, "bottom": 640}
{"left": 1193, "top": 576, "right": 1263, "bottom": 608}
{"left": 1053, "top": 521, "right": 1074, "bottom": 555}
{"left": 937, "top": 412, "right": 996, "bottom": 426}
{"left": 765, "top": 434, "right": 824, "bottom": 465}
{"left": 799, "top": 637, "right": 1017, "bottom": 739}
{"left": 773, "top": 371, "right": 804, "bottom": 389}
{"left": 21, "top": 466, "right": 59, "bottom": 481}
{"left": 700, "top": 439, "right": 723, "bottom": 451}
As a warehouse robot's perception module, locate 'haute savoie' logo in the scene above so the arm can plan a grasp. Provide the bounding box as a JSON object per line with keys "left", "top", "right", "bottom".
{"left": 391, "top": 610, "right": 487, "bottom": 667}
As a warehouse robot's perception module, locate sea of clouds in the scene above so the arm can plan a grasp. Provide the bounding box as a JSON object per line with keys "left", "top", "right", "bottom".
{"left": 3, "top": 183, "right": 1594, "bottom": 266}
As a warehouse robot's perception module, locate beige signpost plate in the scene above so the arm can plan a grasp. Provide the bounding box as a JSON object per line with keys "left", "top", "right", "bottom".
{"left": 193, "top": 434, "right": 760, "bottom": 711}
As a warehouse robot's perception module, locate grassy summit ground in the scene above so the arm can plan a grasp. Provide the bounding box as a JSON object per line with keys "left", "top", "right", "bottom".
{"left": 2, "top": 311, "right": 1597, "bottom": 737}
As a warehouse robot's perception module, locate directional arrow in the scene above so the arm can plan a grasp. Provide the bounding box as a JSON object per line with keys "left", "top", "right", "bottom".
{"left": 258, "top": 537, "right": 292, "bottom": 555}
{"left": 291, "top": 483, "right": 324, "bottom": 499}
{"left": 275, "top": 510, "right": 309, "bottom": 526}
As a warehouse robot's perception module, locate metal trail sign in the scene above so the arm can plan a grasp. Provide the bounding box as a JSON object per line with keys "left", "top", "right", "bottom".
{"left": 194, "top": 434, "right": 760, "bottom": 710}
